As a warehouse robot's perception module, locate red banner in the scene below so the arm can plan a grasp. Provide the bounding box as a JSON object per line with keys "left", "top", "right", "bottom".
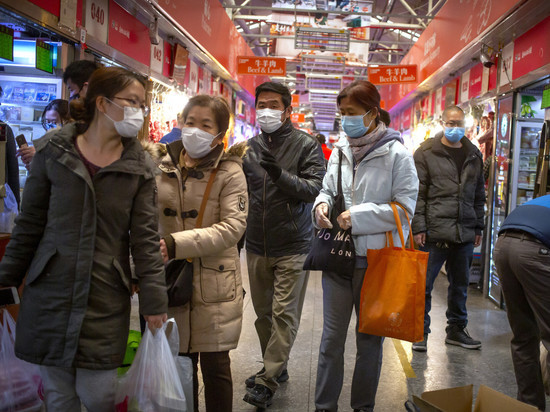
{"left": 468, "top": 64, "right": 484, "bottom": 99}
{"left": 381, "top": 0, "right": 521, "bottom": 110}
{"left": 291, "top": 95, "right": 300, "bottom": 107}
{"left": 402, "top": 107, "right": 411, "bottom": 130}
{"left": 108, "top": 0, "right": 150, "bottom": 67}
{"left": 237, "top": 56, "right": 286, "bottom": 76}
{"left": 29, "top": 0, "right": 60, "bottom": 17}
{"left": 368, "top": 65, "right": 417, "bottom": 85}
{"left": 163, "top": 42, "right": 173, "bottom": 78}
{"left": 153, "top": 0, "right": 269, "bottom": 96}
{"left": 512, "top": 16, "right": 550, "bottom": 80}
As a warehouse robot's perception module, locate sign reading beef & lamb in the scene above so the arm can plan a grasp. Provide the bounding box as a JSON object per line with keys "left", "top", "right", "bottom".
{"left": 368, "top": 65, "right": 417, "bottom": 85}
{"left": 237, "top": 56, "right": 286, "bottom": 76}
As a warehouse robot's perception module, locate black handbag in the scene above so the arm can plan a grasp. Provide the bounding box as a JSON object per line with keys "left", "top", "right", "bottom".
{"left": 303, "top": 150, "right": 355, "bottom": 276}
{"left": 165, "top": 167, "right": 218, "bottom": 307}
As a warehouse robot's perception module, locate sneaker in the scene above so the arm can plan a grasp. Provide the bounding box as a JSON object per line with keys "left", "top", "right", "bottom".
{"left": 245, "top": 367, "right": 289, "bottom": 388}
{"left": 243, "top": 384, "right": 273, "bottom": 408}
{"left": 445, "top": 325, "right": 481, "bottom": 349}
{"left": 412, "top": 334, "right": 428, "bottom": 352}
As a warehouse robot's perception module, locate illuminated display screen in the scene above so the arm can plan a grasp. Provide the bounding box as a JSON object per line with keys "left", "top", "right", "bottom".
{"left": 0, "top": 25, "right": 13, "bottom": 62}
{"left": 36, "top": 40, "right": 53, "bottom": 73}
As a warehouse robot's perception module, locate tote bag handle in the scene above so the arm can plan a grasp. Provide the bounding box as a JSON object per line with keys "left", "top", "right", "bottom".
{"left": 386, "top": 202, "right": 415, "bottom": 251}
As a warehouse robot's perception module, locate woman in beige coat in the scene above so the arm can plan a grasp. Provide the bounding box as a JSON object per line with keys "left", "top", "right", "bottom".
{"left": 154, "top": 95, "right": 247, "bottom": 412}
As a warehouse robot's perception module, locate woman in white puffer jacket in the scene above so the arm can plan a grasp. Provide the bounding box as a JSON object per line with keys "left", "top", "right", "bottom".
{"left": 312, "top": 80, "right": 418, "bottom": 412}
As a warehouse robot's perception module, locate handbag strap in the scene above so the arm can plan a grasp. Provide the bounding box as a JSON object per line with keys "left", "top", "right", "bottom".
{"left": 195, "top": 167, "right": 218, "bottom": 229}
{"left": 337, "top": 149, "right": 343, "bottom": 196}
{"left": 386, "top": 202, "right": 414, "bottom": 251}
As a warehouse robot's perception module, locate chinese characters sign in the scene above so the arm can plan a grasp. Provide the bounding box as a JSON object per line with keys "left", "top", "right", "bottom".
{"left": 368, "top": 65, "right": 417, "bottom": 85}
{"left": 0, "top": 26, "right": 14, "bottom": 62}
{"left": 36, "top": 41, "right": 53, "bottom": 74}
{"left": 237, "top": 56, "right": 286, "bottom": 76}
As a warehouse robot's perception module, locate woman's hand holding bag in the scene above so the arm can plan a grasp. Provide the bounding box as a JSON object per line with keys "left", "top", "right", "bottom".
{"left": 115, "top": 319, "right": 187, "bottom": 412}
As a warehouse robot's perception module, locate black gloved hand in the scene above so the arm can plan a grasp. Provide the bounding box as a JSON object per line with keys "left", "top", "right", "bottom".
{"left": 260, "top": 149, "right": 282, "bottom": 181}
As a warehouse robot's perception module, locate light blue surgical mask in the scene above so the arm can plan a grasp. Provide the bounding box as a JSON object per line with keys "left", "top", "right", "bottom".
{"left": 444, "top": 127, "right": 465, "bottom": 143}
{"left": 341, "top": 110, "right": 373, "bottom": 138}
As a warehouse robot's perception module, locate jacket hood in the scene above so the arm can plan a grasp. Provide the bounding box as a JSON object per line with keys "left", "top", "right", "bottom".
{"left": 146, "top": 139, "right": 248, "bottom": 170}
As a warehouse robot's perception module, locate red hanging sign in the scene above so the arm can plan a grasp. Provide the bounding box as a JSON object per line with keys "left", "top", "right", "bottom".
{"left": 468, "top": 64, "right": 484, "bottom": 99}
{"left": 512, "top": 16, "right": 550, "bottom": 81}
{"left": 290, "top": 113, "right": 305, "bottom": 123}
{"left": 291, "top": 95, "right": 300, "bottom": 107}
{"left": 108, "top": 0, "right": 150, "bottom": 67}
{"left": 237, "top": 56, "right": 286, "bottom": 76}
{"left": 368, "top": 65, "right": 417, "bottom": 85}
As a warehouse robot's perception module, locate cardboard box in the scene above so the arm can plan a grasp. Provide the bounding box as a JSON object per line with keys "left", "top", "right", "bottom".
{"left": 412, "top": 385, "right": 538, "bottom": 412}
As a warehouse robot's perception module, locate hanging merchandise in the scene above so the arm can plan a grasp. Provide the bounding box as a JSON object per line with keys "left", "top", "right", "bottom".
{"left": 149, "top": 84, "right": 189, "bottom": 142}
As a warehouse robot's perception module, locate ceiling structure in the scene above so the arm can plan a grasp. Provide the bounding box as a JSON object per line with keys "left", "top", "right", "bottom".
{"left": 220, "top": 0, "right": 446, "bottom": 132}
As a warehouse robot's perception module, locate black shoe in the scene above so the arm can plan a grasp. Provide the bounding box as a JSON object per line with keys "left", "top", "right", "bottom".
{"left": 445, "top": 325, "right": 481, "bottom": 349}
{"left": 245, "top": 367, "right": 289, "bottom": 388}
{"left": 243, "top": 384, "right": 273, "bottom": 408}
{"left": 412, "top": 334, "right": 428, "bottom": 352}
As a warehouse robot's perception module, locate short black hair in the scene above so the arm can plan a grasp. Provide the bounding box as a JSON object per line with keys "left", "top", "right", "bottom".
{"left": 63, "top": 60, "right": 99, "bottom": 88}
{"left": 315, "top": 133, "right": 326, "bottom": 145}
{"left": 442, "top": 105, "right": 465, "bottom": 121}
{"left": 255, "top": 82, "right": 291, "bottom": 108}
{"left": 379, "top": 109, "right": 391, "bottom": 127}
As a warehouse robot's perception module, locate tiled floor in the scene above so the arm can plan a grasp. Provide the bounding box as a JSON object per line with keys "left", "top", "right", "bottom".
{"left": 130, "top": 252, "right": 548, "bottom": 411}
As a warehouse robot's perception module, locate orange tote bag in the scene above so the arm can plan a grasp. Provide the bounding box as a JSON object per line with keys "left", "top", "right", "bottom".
{"left": 358, "top": 203, "right": 429, "bottom": 342}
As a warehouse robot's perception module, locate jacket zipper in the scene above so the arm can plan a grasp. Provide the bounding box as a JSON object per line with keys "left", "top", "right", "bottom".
{"left": 263, "top": 172, "right": 268, "bottom": 257}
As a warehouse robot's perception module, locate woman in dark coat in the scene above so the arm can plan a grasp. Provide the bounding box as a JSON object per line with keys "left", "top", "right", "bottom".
{"left": 0, "top": 67, "right": 168, "bottom": 411}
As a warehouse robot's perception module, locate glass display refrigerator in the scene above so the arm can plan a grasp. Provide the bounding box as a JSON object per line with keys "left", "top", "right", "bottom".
{"left": 486, "top": 93, "right": 545, "bottom": 306}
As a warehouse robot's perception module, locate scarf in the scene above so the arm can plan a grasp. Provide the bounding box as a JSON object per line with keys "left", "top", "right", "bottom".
{"left": 347, "top": 122, "right": 387, "bottom": 163}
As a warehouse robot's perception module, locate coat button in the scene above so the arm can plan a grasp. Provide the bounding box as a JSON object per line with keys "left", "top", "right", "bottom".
{"left": 219, "top": 265, "right": 224, "bottom": 270}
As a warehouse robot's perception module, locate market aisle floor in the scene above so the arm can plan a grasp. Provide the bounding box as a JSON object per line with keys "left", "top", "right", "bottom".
{"left": 131, "top": 252, "right": 549, "bottom": 411}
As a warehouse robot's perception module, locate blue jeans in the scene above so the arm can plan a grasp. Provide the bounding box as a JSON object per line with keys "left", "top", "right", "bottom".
{"left": 421, "top": 241, "right": 474, "bottom": 334}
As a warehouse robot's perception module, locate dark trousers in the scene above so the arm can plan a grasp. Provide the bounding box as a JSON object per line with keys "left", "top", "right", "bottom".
{"left": 421, "top": 241, "right": 474, "bottom": 334}
{"left": 494, "top": 233, "right": 550, "bottom": 411}
{"left": 181, "top": 351, "right": 233, "bottom": 412}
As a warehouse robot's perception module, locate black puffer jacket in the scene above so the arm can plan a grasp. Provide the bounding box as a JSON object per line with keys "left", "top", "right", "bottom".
{"left": 412, "top": 133, "right": 485, "bottom": 243}
{"left": 243, "top": 120, "right": 325, "bottom": 257}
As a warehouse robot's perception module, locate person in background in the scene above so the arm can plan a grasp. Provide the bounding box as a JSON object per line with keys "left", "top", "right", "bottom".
{"left": 18, "top": 61, "right": 100, "bottom": 168}
{"left": 160, "top": 111, "right": 183, "bottom": 144}
{"left": 316, "top": 133, "right": 332, "bottom": 165}
{"left": 379, "top": 109, "right": 391, "bottom": 127}
{"left": 313, "top": 80, "right": 418, "bottom": 412}
{"left": 154, "top": 95, "right": 248, "bottom": 412}
{"left": 0, "top": 66, "right": 167, "bottom": 411}
{"left": 0, "top": 87, "right": 20, "bottom": 207}
{"left": 41, "top": 99, "right": 71, "bottom": 132}
{"left": 494, "top": 194, "right": 550, "bottom": 411}
{"left": 412, "top": 105, "right": 485, "bottom": 352}
{"left": 242, "top": 82, "right": 325, "bottom": 409}
{"left": 64, "top": 60, "right": 100, "bottom": 101}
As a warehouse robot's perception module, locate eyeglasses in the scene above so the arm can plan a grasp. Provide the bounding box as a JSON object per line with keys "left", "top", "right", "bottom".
{"left": 112, "top": 96, "right": 150, "bottom": 117}
{"left": 443, "top": 120, "right": 465, "bottom": 127}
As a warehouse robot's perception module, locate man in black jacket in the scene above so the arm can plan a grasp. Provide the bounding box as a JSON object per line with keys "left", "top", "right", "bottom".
{"left": 242, "top": 82, "right": 325, "bottom": 408}
{"left": 412, "top": 106, "right": 485, "bottom": 352}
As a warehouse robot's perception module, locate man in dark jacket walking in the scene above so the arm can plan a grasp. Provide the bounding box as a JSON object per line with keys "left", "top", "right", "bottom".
{"left": 242, "top": 82, "right": 325, "bottom": 408}
{"left": 412, "top": 106, "right": 485, "bottom": 352}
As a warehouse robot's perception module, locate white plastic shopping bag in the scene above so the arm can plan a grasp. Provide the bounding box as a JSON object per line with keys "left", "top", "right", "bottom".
{"left": 0, "top": 309, "right": 43, "bottom": 412}
{"left": 115, "top": 319, "right": 187, "bottom": 412}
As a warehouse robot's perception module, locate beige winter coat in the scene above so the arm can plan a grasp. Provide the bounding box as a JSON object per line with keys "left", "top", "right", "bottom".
{"left": 150, "top": 140, "right": 247, "bottom": 353}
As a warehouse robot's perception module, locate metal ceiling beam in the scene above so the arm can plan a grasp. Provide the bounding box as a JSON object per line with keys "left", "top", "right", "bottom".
{"left": 398, "top": 0, "right": 427, "bottom": 28}
{"left": 234, "top": 15, "right": 424, "bottom": 30}
{"left": 239, "top": 33, "right": 415, "bottom": 45}
{"left": 223, "top": 5, "right": 434, "bottom": 20}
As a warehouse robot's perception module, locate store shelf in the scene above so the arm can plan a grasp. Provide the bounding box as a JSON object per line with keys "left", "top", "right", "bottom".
{"left": 1, "top": 99, "right": 50, "bottom": 106}
{"left": 519, "top": 168, "right": 537, "bottom": 172}
{"left": 517, "top": 184, "right": 535, "bottom": 190}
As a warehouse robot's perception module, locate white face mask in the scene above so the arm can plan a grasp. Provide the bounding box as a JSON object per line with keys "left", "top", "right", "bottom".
{"left": 181, "top": 127, "right": 220, "bottom": 159}
{"left": 104, "top": 99, "right": 144, "bottom": 137}
{"left": 256, "top": 108, "right": 284, "bottom": 133}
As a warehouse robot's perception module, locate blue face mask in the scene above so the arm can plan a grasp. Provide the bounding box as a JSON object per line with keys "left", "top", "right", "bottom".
{"left": 341, "top": 110, "right": 373, "bottom": 138}
{"left": 444, "top": 127, "right": 465, "bottom": 143}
